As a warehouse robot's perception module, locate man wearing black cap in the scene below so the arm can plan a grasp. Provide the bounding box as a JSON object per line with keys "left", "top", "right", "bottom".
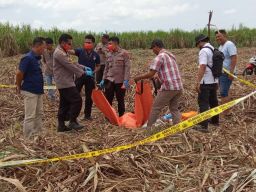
{"left": 194, "top": 34, "right": 219, "bottom": 133}
{"left": 134, "top": 39, "right": 183, "bottom": 130}
{"left": 95, "top": 34, "right": 109, "bottom": 84}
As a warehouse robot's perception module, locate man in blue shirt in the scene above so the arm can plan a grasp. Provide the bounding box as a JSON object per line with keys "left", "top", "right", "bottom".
{"left": 215, "top": 30, "right": 237, "bottom": 115}
{"left": 16, "top": 37, "right": 46, "bottom": 138}
{"left": 69, "top": 34, "right": 100, "bottom": 120}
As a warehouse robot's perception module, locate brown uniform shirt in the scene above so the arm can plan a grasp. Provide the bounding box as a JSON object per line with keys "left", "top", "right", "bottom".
{"left": 42, "top": 49, "right": 54, "bottom": 76}
{"left": 95, "top": 42, "right": 109, "bottom": 65}
{"left": 103, "top": 47, "right": 131, "bottom": 84}
{"left": 53, "top": 45, "right": 85, "bottom": 89}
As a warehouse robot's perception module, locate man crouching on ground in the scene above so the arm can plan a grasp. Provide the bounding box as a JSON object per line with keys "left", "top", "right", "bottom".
{"left": 134, "top": 39, "right": 183, "bottom": 131}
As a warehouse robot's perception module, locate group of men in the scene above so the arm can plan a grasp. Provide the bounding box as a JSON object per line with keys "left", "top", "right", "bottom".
{"left": 194, "top": 30, "right": 237, "bottom": 132}
{"left": 16, "top": 34, "right": 131, "bottom": 137}
{"left": 15, "top": 29, "right": 236, "bottom": 138}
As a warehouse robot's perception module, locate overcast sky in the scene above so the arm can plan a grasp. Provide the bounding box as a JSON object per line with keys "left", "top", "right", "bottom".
{"left": 0, "top": 0, "right": 255, "bottom": 32}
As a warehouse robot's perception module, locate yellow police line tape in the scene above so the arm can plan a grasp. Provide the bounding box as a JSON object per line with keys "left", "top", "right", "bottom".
{"left": 1, "top": 90, "right": 256, "bottom": 168}
{"left": 0, "top": 85, "right": 56, "bottom": 90}
{"left": 223, "top": 68, "right": 256, "bottom": 89}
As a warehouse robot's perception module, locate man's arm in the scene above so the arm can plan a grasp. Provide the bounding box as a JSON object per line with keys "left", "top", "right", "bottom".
{"left": 123, "top": 52, "right": 131, "bottom": 81}
{"left": 94, "top": 54, "right": 101, "bottom": 73}
{"left": 42, "top": 53, "right": 46, "bottom": 64}
{"left": 67, "top": 49, "right": 76, "bottom": 56}
{"left": 227, "top": 43, "right": 237, "bottom": 80}
{"left": 94, "top": 64, "right": 100, "bottom": 73}
{"left": 229, "top": 55, "right": 237, "bottom": 79}
{"left": 196, "top": 65, "right": 206, "bottom": 92}
{"left": 15, "top": 70, "right": 24, "bottom": 94}
{"left": 16, "top": 56, "right": 30, "bottom": 94}
{"left": 55, "top": 52, "right": 84, "bottom": 78}
{"left": 134, "top": 70, "right": 157, "bottom": 82}
{"left": 102, "top": 60, "right": 109, "bottom": 80}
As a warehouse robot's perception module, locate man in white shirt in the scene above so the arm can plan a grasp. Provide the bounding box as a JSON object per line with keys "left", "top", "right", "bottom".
{"left": 215, "top": 30, "right": 237, "bottom": 115}
{"left": 194, "top": 34, "right": 219, "bottom": 133}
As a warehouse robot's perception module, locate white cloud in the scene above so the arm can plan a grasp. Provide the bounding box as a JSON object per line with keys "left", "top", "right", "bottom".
{"left": 32, "top": 20, "right": 44, "bottom": 28}
{"left": 1, "top": 0, "right": 254, "bottom": 32}
{"left": 224, "top": 9, "right": 237, "bottom": 15}
{"left": 0, "top": 0, "right": 16, "bottom": 7}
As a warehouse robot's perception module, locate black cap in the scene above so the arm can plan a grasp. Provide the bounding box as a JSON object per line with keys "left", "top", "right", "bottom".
{"left": 195, "top": 34, "right": 209, "bottom": 46}
{"left": 150, "top": 39, "right": 164, "bottom": 49}
{"left": 102, "top": 34, "right": 109, "bottom": 39}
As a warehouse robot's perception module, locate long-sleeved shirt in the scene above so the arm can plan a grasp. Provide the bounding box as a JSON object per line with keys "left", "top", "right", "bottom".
{"left": 103, "top": 47, "right": 131, "bottom": 84}
{"left": 53, "top": 45, "right": 85, "bottom": 89}
{"left": 42, "top": 49, "right": 54, "bottom": 76}
{"left": 95, "top": 42, "right": 109, "bottom": 65}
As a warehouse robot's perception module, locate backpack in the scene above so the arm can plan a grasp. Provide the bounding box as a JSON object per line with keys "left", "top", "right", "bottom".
{"left": 203, "top": 46, "right": 224, "bottom": 79}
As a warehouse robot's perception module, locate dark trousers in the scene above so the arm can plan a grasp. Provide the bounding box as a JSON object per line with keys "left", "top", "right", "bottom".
{"left": 198, "top": 83, "right": 219, "bottom": 128}
{"left": 104, "top": 80, "right": 126, "bottom": 116}
{"left": 96, "top": 65, "right": 105, "bottom": 84}
{"left": 58, "top": 87, "right": 82, "bottom": 123}
{"left": 75, "top": 75, "right": 95, "bottom": 118}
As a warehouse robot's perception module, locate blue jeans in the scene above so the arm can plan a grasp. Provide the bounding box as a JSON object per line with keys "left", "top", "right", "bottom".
{"left": 219, "top": 74, "right": 232, "bottom": 97}
{"left": 45, "top": 75, "right": 55, "bottom": 99}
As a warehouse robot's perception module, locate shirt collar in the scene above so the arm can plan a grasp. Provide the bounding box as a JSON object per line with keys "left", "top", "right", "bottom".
{"left": 57, "top": 45, "right": 68, "bottom": 54}
{"left": 159, "top": 49, "right": 166, "bottom": 54}
{"left": 116, "top": 47, "right": 122, "bottom": 53}
{"left": 203, "top": 43, "right": 211, "bottom": 47}
{"left": 29, "top": 51, "right": 41, "bottom": 60}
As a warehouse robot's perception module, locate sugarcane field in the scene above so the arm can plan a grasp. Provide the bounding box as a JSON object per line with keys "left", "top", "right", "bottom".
{"left": 1, "top": 3, "right": 256, "bottom": 192}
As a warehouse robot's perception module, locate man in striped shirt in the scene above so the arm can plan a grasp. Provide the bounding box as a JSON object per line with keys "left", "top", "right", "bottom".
{"left": 134, "top": 39, "right": 183, "bottom": 129}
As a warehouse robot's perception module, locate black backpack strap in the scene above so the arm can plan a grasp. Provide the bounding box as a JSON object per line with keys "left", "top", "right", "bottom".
{"left": 202, "top": 46, "right": 214, "bottom": 53}
{"left": 201, "top": 46, "right": 214, "bottom": 70}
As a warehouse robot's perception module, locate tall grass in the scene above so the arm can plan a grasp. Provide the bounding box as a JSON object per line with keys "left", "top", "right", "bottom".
{"left": 0, "top": 22, "right": 256, "bottom": 56}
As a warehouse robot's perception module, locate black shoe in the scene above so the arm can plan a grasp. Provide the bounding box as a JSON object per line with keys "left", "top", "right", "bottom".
{"left": 84, "top": 117, "right": 93, "bottom": 121}
{"left": 209, "top": 122, "right": 219, "bottom": 127}
{"left": 193, "top": 125, "right": 209, "bottom": 133}
{"left": 57, "top": 124, "right": 72, "bottom": 132}
{"left": 68, "top": 122, "right": 84, "bottom": 130}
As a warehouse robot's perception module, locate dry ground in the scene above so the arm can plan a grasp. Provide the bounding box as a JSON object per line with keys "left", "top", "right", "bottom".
{"left": 0, "top": 48, "right": 256, "bottom": 192}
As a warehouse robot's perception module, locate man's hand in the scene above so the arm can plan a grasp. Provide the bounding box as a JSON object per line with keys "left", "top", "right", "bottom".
{"left": 99, "top": 80, "right": 105, "bottom": 89}
{"left": 16, "top": 85, "right": 21, "bottom": 94}
{"left": 134, "top": 76, "right": 141, "bottom": 83}
{"left": 195, "top": 83, "right": 201, "bottom": 93}
{"left": 123, "top": 80, "right": 130, "bottom": 89}
{"left": 85, "top": 70, "right": 94, "bottom": 78}
{"left": 15, "top": 70, "right": 24, "bottom": 94}
{"left": 228, "top": 74, "right": 234, "bottom": 81}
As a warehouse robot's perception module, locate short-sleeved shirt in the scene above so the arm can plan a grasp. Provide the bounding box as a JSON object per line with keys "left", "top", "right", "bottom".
{"left": 19, "top": 51, "right": 44, "bottom": 94}
{"left": 150, "top": 49, "right": 183, "bottom": 91}
{"left": 219, "top": 40, "right": 237, "bottom": 71}
{"left": 198, "top": 43, "right": 218, "bottom": 84}
{"left": 75, "top": 48, "right": 100, "bottom": 71}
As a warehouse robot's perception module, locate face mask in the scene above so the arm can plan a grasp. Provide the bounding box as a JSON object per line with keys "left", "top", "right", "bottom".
{"left": 108, "top": 44, "right": 114, "bottom": 51}
{"left": 84, "top": 43, "right": 93, "bottom": 50}
{"left": 63, "top": 44, "right": 72, "bottom": 52}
